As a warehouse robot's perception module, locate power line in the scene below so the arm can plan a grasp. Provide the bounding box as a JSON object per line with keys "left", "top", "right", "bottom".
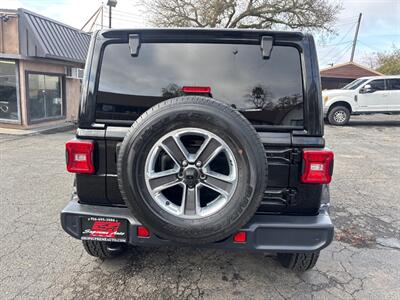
{"left": 340, "top": 15, "right": 362, "bottom": 20}
{"left": 331, "top": 21, "right": 358, "bottom": 28}
{"left": 320, "top": 40, "right": 353, "bottom": 63}
{"left": 112, "top": 8, "right": 137, "bottom": 16}
{"left": 361, "top": 34, "right": 400, "bottom": 37}
{"left": 81, "top": 6, "right": 102, "bottom": 31}
{"left": 108, "top": 16, "right": 136, "bottom": 24}
{"left": 102, "top": 12, "right": 143, "bottom": 26}
{"left": 358, "top": 40, "right": 380, "bottom": 52}
{"left": 334, "top": 44, "right": 354, "bottom": 64}
{"left": 319, "top": 22, "right": 357, "bottom": 62}
{"left": 106, "top": 14, "right": 136, "bottom": 22}
{"left": 319, "top": 42, "right": 352, "bottom": 65}
{"left": 320, "top": 40, "right": 353, "bottom": 48}
{"left": 104, "top": 10, "right": 142, "bottom": 20}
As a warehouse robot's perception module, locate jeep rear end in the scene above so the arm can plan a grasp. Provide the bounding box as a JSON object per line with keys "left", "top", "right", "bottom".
{"left": 61, "top": 29, "right": 334, "bottom": 272}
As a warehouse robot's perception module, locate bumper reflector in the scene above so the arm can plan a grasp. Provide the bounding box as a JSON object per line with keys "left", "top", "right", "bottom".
{"left": 137, "top": 226, "right": 150, "bottom": 238}
{"left": 233, "top": 231, "right": 247, "bottom": 243}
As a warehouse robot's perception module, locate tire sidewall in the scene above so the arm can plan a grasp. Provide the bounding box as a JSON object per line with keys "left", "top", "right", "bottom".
{"left": 118, "top": 97, "right": 267, "bottom": 243}
{"left": 328, "top": 106, "right": 350, "bottom": 126}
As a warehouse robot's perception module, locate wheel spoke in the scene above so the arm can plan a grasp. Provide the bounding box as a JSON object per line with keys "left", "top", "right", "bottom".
{"left": 183, "top": 185, "right": 198, "bottom": 215}
{"left": 195, "top": 137, "right": 222, "bottom": 166}
{"left": 161, "top": 136, "right": 189, "bottom": 164}
{"left": 202, "top": 172, "right": 234, "bottom": 197}
{"left": 148, "top": 169, "right": 180, "bottom": 192}
{"left": 334, "top": 111, "right": 346, "bottom": 123}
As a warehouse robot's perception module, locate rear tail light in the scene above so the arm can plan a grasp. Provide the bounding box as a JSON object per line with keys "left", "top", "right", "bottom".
{"left": 181, "top": 86, "right": 211, "bottom": 94}
{"left": 233, "top": 231, "right": 247, "bottom": 243}
{"left": 137, "top": 226, "right": 150, "bottom": 238}
{"left": 300, "top": 149, "right": 334, "bottom": 184}
{"left": 65, "top": 139, "right": 95, "bottom": 174}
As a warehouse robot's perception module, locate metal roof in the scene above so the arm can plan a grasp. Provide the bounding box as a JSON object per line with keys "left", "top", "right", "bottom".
{"left": 18, "top": 8, "right": 90, "bottom": 64}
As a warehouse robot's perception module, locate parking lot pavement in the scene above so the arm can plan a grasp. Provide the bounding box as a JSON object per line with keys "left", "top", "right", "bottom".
{"left": 1, "top": 114, "right": 399, "bottom": 300}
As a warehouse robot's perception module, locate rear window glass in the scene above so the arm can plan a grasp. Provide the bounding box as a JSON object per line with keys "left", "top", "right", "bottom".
{"left": 97, "top": 42, "right": 304, "bottom": 127}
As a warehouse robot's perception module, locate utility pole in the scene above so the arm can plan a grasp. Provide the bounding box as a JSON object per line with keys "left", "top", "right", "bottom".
{"left": 101, "top": 3, "right": 103, "bottom": 29}
{"left": 350, "top": 13, "right": 362, "bottom": 62}
{"left": 107, "top": 0, "right": 117, "bottom": 29}
{"left": 108, "top": 5, "right": 112, "bottom": 28}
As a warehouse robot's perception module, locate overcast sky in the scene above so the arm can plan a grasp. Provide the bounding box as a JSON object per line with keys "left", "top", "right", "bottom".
{"left": 2, "top": 0, "right": 400, "bottom": 69}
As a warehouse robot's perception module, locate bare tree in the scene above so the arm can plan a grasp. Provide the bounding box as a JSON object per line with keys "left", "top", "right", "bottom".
{"left": 360, "top": 45, "right": 400, "bottom": 75}
{"left": 145, "top": 0, "right": 341, "bottom": 32}
{"left": 161, "top": 83, "right": 184, "bottom": 98}
{"left": 246, "top": 84, "right": 273, "bottom": 109}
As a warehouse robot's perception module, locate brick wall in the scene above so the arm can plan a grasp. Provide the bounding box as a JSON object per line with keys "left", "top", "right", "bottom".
{"left": 0, "top": 12, "right": 19, "bottom": 54}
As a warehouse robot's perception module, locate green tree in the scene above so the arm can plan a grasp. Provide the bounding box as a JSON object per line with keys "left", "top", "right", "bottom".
{"left": 376, "top": 46, "right": 400, "bottom": 75}
{"left": 145, "top": 0, "right": 341, "bottom": 32}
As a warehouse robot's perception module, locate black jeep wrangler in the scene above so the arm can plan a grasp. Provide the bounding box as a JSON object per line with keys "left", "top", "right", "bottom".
{"left": 61, "top": 29, "right": 334, "bottom": 272}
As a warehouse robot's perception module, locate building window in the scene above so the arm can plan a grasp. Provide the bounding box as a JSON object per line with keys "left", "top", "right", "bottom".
{"left": 0, "top": 60, "right": 20, "bottom": 121}
{"left": 28, "top": 73, "right": 63, "bottom": 122}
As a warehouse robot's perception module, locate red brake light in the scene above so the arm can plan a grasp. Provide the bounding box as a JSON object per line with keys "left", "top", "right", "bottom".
{"left": 181, "top": 86, "right": 211, "bottom": 94}
{"left": 65, "top": 140, "right": 95, "bottom": 174}
{"left": 137, "top": 226, "right": 150, "bottom": 238}
{"left": 233, "top": 231, "right": 247, "bottom": 243}
{"left": 301, "top": 149, "right": 334, "bottom": 184}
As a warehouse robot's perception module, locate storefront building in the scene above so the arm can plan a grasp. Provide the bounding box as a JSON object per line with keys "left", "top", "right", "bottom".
{"left": 0, "top": 8, "right": 90, "bottom": 129}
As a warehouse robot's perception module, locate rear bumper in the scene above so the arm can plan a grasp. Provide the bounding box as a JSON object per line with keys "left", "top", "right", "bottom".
{"left": 61, "top": 195, "right": 334, "bottom": 253}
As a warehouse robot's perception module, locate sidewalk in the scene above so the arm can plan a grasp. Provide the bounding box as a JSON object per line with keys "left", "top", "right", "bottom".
{"left": 0, "top": 122, "right": 76, "bottom": 136}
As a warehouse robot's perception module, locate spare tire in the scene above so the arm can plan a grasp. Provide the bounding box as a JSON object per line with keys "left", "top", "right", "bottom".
{"left": 117, "top": 96, "right": 267, "bottom": 244}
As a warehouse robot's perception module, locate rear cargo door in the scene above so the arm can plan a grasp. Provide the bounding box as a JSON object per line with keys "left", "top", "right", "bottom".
{"left": 93, "top": 31, "right": 323, "bottom": 214}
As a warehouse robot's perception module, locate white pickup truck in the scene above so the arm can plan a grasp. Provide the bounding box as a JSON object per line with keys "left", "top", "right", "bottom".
{"left": 323, "top": 75, "right": 400, "bottom": 125}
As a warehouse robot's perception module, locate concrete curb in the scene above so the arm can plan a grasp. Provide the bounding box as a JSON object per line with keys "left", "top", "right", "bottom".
{"left": 0, "top": 123, "right": 76, "bottom": 137}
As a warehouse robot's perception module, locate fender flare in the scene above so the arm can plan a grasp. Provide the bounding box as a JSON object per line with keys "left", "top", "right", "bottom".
{"left": 326, "top": 98, "right": 355, "bottom": 113}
